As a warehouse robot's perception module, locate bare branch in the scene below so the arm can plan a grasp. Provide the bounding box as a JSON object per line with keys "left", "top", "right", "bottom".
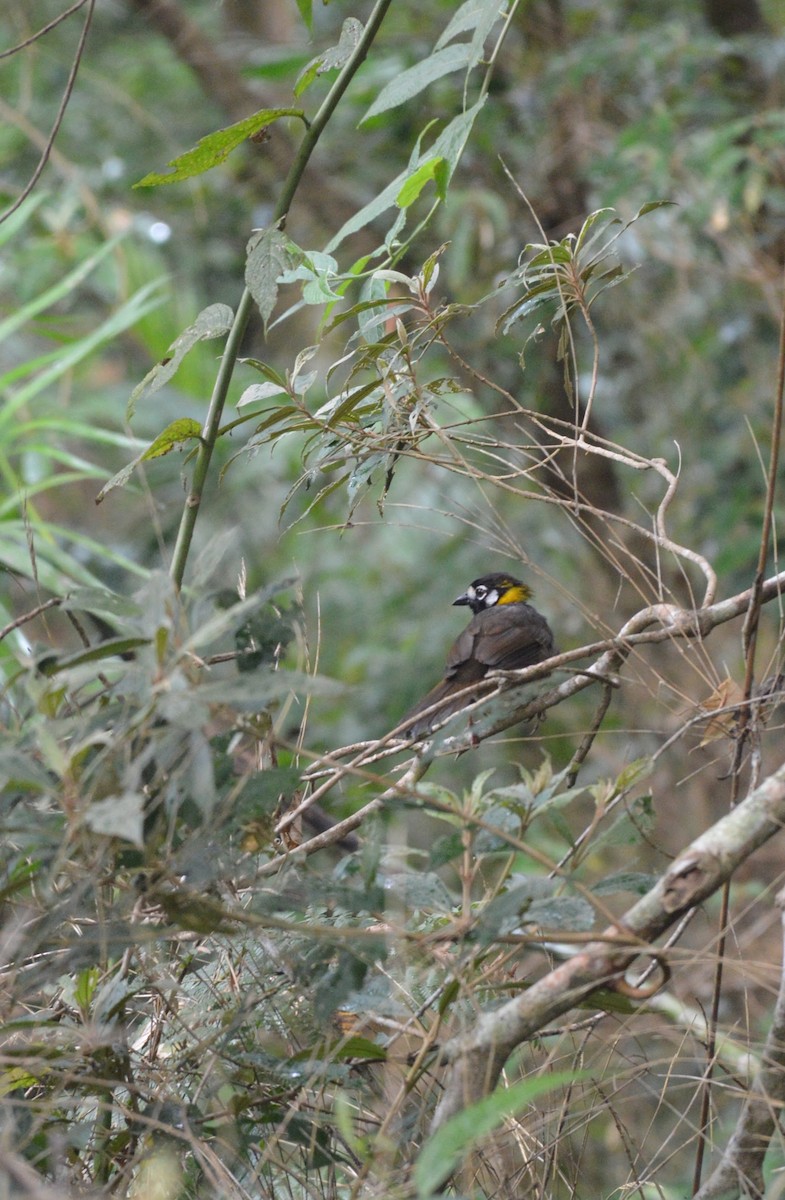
{"left": 431, "top": 758, "right": 785, "bottom": 1130}
{"left": 261, "top": 569, "right": 785, "bottom": 877}
{"left": 693, "top": 883, "right": 785, "bottom": 1200}
{"left": 0, "top": 0, "right": 90, "bottom": 61}
{"left": 0, "top": 598, "right": 63, "bottom": 643}
{"left": 0, "top": 0, "right": 96, "bottom": 225}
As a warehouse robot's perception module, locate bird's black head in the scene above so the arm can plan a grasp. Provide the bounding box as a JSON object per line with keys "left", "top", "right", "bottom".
{"left": 453, "top": 573, "right": 532, "bottom": 615}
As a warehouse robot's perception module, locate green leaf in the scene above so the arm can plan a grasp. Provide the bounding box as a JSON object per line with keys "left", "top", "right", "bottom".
{"left": 614, "top": 757, "right": 653, "bottom": 792}
{"left": 415, "top": 1071, "right": 584, "bottom": 1196}
{"left": 278, "top": 250, "right": 341, "bottom": 305}
{"left": 438, "top": 978, "right": 461, "bottom": 1016}
{"left": 592, "top": 872, "right": 657, "bottom": 897}
{"left": 527, "top": 895, "right": 595, "bottom": 931}
{"left": 82, "top": 792, "right": 145, "bottom": 847}
{"left": 474, "top": 804, "right": 522, "bottom": 854}
{"left": 474, "top": 877, "right": 554, "bottom": 941}
{"left": 181, "top": 578, "right": 298, "bottom": 655}
{"left": 237, "top": 382, "right": 289, "bottom": 409}
{"left": 63, "top": 588, "right": 144, "bottom": 624}
{"left": 240, "top": 357, "right": 289, "bottom": 388}
{"left": 295, "top": 18, "right": 363, "bottom": 97}
{"left": 294, "top": 60, "right": 322, "bottom": 100}
{"left": 394, "top": 872, "right": 454, "bottom": 912}
{"left": 74, "top": 966, "right": 101, "bottom": 1013}
{"left": 245, "top": 228, "right": 294, "bottom": 330}
{"left": 134, "top": 108, "right": 305, "bottom": 187}
{"left": 37, "top": 638, "right": 150, "bottom": 675}
{"left": 435, "top": 0, "right": 504, "bottom": 51}
{"left": 0, "top": 234, "right": 124, "bottom": 345}
{"left": 142, "top": 418, "right": 203, "bottom": 461}
{"left": 597, "top": 794, "right": 655, "bottom": 849}
{"left": 92, "top": 974, "right": 133, "bottom": 1022}
{"left": 1, "top": 279, "right": 167, "bottom": 429}
{"left": 127, "top": 303, "right": 234, "bottom": 420}
{"left": 294, "top": 0, "right": 312, "bottom": 33}
{"left": 363, "top": 44, "right": 474, "bottom": 122}
{"left": 428, "top": 831, "right": 465, "bottom": 869}
{"left": 0, "top": 192, "right": 47, "bottom": 250}
{"left": 327, "top": 100, "right": 485, "bottom": 252}
{"left": 95, "top": 419, "right": 203, "bottom": 504}
{"left": 637, "top": 199, "right": 676, "bottom": 217}
{"left": 0, "top": 858, "right": 43, "bottom": 902}
{"left": 312, "top": 1035, "right": 387, "bottom": 1063}
{"left": 396, "top": 157, "right": 449, "bottom": 208}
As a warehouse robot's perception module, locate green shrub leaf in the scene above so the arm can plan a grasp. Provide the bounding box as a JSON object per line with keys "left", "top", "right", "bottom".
{"left": 135, "top": 108, "right": 305, "bottom": 187}
{"left": 363, "top": 44, "right": 474, "bottom": 122}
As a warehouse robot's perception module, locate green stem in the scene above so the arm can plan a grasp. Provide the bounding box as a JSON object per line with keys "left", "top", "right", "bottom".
{"left": 169, "top": 0, "right": 394, "bottom": 591}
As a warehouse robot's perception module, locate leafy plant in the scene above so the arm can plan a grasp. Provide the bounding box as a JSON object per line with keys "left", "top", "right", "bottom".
{"left": 2, "top": 1, "right": 785, "bottom": 1197}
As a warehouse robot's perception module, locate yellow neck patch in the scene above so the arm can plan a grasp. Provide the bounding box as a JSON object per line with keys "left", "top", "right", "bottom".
{"left": 497, "top": 583, "right": 531, "bottom": 604}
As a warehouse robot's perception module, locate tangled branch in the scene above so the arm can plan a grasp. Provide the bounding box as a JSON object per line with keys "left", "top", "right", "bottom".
{"left": 265, "top": 567, "right": 785, "bottom": 871}
{"left": 432, "top": 756, "right": 785, "bottom": 1129}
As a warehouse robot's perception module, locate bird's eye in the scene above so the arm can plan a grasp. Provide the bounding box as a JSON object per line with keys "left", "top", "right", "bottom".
{"left": 475, "top": 585, "right": 487, "bottom": 599}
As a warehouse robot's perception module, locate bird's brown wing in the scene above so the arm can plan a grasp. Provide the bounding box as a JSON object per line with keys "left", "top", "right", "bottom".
{"left": 401, "top": 602, "right": 555, "bottom": 736}
{"left": 445, "top": 604, "right": 555, "bottom": 679}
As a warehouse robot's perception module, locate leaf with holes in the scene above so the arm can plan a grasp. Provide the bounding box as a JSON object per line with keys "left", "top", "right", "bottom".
{"left": 295, "top": 18, "right": 363, "bottom": 96}
{"left": 127, "top": 304, "right": 233, "bottom": 420}
{"left": 135, "top": 108, "right": 305, "bottom": 187}
{"left": 246, "top": 228, "right": 296, "bottom": 330}
{"left": 96, "top": 419, "right": 202, "bottom": 503}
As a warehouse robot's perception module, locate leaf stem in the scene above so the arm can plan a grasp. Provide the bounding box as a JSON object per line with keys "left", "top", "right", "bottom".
{"left": 169, "top": 0, "right": 394, "bottom": 590}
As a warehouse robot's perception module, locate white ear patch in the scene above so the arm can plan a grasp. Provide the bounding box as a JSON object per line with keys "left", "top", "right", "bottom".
{"left": 485, "top": 588, "right": 499, "bottom": 607}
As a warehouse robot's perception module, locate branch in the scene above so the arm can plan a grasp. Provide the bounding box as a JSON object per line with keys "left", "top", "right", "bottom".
{"left": 0, "top": 598, "right": 63, "bottom": 643}
{"left": 272, "top": 567, "right": 785, "bottom": 848}
{"left": 0, "top": 0, "right": 96, "bottom": 226}
{"left": 693, "top": 885, "right": 785, "bottom": 1200}
{"left": 431, "top": 758, "right": 785, "bottom": 1130}
{"left": 433, "top": 567, "right": 785, "bottom": 753}
{"left": 0, "top": 0, "right": 89, "bottom": 60}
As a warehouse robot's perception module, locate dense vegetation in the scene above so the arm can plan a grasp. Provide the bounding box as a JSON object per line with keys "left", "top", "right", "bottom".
{"left": 2, "top": 1, "right": 785, "bottom": 1196}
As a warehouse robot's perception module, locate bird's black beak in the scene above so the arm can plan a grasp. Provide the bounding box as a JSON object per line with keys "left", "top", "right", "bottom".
{"left": 453, "top": 591, "right": 471, "bottom": 607}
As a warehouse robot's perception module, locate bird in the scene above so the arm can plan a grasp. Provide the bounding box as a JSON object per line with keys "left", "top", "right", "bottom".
{"left": 400, "top": 572, "right": 556, "bottom": 738}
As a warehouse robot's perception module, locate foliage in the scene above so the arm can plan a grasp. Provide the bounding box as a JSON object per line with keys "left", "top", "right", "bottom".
{"left": 1, "top": 1, "right": 785, "bottom": 1198}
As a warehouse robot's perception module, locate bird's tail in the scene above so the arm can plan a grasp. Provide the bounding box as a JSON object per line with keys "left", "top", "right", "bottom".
{"left": 399, "top": 677, "right": 491, "bottom": 739}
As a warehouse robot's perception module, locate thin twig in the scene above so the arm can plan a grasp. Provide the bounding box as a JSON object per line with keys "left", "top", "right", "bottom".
{"left": 693, "top": 257, "right": 785, "bottom": 1195}
{"left": 281, "top": 571, "right": 785, "bottom": 841}
{"left": 693, "top": 884, "right": 785, "bottom": 1200}
{"left": 565, "top": 679, "right": 614, "bottom": 787}
{"left": 0, "top": 0, "right": 96, "bottom": 225}
{"left": 431, "top": 758, "right": 785, "bottom": 1131}
{"left": 0, "top": 597, "right": 63, "bottom": 643}
{"left": 0, "top": 0, "right": 89, "bottom": 60}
